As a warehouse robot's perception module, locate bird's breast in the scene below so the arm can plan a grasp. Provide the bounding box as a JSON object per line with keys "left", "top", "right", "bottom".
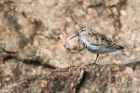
{"left": 80, "top": 36, "right": 117, "bottom": 54}
{"left": 80, "top": 37, "right": 99, "bottom": 52}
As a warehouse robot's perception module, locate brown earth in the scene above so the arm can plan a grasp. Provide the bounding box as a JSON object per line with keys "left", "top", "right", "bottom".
{"left": 0, "top": 0, "right": 140, "bottom": 93}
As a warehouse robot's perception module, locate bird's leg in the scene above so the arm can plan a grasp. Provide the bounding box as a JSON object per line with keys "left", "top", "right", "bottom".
{"left": 94, "top": 54, "right": 99, "bottom": 64}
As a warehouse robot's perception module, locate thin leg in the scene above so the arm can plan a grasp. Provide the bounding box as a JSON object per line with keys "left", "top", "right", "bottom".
{"left": 94, "top": 54, "right": 99, "bottom": 64}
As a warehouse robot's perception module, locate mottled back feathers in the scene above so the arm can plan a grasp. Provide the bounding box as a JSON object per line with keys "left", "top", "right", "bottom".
{"left": 86, "top": 32, "right": 123, "bottom": 49}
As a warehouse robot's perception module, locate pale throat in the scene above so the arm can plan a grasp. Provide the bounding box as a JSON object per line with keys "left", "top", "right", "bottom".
{"left": 79, "top": 35, "right": 102, "bottom": 52}
{"left": 80, "top": 35, "right": 90, "bottom": 46}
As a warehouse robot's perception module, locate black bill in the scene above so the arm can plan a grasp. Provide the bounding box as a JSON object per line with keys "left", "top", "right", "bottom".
{"left": 69, "top": 33, "right": 79, "bottom": 40}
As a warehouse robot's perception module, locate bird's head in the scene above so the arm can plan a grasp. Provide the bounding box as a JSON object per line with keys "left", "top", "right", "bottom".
{"left": 70, "top": 26, "right": 91, "bottom": 40}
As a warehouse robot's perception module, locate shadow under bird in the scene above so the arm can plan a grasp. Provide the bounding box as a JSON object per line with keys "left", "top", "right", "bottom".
{"left": 70, "top": 26, "right": 124, "bottom": 64}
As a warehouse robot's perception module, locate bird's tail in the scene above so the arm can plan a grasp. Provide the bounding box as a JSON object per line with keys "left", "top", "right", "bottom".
{"left": 116, "top": 45, "right": 124, "bottom": 50}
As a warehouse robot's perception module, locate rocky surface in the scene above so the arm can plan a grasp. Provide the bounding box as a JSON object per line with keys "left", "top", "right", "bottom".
{"left": 0, "top": 0, "right": 140, "bottom": 93}
{"left": 0, "top": 63, "right": 140, "bottom": 93}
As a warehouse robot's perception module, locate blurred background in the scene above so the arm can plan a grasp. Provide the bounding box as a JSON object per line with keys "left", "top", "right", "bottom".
{"left": 0, "top": 0, "right": 140, "bottom": 78}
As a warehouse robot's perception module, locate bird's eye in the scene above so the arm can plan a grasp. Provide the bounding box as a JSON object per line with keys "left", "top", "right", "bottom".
{"left": 79, "top": 28, "right": 85, "bottom": 33}
{"left": 81, "top": 29, "right": 84, "bottom": 32}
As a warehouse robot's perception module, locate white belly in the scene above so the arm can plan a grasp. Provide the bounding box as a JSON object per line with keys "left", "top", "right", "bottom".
{"left": 80, "top": 37, "right": 117, "bottom": 54}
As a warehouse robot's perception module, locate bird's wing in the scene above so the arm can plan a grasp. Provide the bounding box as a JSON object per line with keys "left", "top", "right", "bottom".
{"left": 87, "top": 32, "right": 116, "bottom": 47}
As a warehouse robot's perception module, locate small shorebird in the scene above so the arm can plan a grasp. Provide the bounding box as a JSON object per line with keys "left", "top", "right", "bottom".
{"left": 70, "top": 26, "right": 124, "bottom": 64}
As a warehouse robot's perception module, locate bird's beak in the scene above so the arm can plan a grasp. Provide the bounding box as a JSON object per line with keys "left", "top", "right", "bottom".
{"left": 69, "top": 33, "right": 79, "bottom": 40}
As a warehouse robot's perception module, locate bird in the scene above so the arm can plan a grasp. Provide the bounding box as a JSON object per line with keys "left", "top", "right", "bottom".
{"left": 70, "top": 26, "right": 124, "bottom": 64}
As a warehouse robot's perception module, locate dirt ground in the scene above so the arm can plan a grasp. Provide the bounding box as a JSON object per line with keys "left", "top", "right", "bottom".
{"left": 0, "top": 0, "right": 140, "bottom": 92}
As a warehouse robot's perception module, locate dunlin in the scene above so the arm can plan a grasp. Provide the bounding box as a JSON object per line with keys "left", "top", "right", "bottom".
{"left": 70, "top": 26, "right": 124, "bottom": 64}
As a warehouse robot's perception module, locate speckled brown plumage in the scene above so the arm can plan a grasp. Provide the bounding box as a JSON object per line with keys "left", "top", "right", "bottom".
{"left": 70, "top": 26, "right": 124, "bottom": 64}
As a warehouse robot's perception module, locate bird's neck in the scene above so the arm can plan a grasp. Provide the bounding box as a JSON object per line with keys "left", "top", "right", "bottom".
{"left": 80, "top": 34, "right": 87, "bottom": 38}
{"left": 80, "top": 35, "right": 88, "bottom": 44}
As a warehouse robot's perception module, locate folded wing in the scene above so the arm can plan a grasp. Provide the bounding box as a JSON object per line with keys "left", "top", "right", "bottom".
{"left": 87, "top": 32, "right": 123, "bottom": 49}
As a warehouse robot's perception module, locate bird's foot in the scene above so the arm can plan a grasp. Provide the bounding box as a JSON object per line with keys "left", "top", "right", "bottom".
{"left": 89, "top": 62, "right": 98, "bottom": 66}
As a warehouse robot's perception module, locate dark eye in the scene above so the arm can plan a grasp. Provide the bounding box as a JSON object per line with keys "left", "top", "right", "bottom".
{"left": 81, "top": 29, "right": 84, "bottom": 31}
{"left": 79, "top": 28, "right": 85, "bottom": 33}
